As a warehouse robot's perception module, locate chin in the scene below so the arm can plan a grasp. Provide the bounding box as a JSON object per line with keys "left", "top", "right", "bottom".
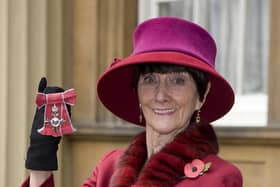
{"left": 148, "top": 121, "right": 186, "bottom": 135}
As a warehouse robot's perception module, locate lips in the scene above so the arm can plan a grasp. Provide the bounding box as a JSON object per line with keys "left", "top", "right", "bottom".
{"left": 153, "top": 108, "right": 175, "bottom": 115}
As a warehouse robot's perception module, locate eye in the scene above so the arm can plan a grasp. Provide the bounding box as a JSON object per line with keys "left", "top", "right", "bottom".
{"left": 173, "top": 76, "right": 186, "bottom": 85}
{"left": 141, "top": 74, "right": 157, "bottom": 85}
{"left": 169, "top": 74, "right": 187, "bottom": 85}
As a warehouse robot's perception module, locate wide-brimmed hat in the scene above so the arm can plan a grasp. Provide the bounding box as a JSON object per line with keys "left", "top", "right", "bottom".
{"left": 97, "top": 17, "right": 234, "bottom": 126}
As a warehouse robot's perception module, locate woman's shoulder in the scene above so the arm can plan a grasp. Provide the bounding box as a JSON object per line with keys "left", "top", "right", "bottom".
{"left": 175, "top": 154, "right": 243, "bottom": 187}
{"left": 81, "top": 149, "right": 125, "bottom": 187}
{"left": 99, "top": 148, "right": 124, "bottom": 162}
{"left": 96, "top": 148, "right": 125, "bottom": 170}
{"left": 204, "top": 154, "right": 242, "bottom": 177}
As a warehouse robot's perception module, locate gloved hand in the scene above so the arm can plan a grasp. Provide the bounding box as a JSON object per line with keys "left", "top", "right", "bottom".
{"left": 25, "top": 77, "right": 71, "bottom": 170}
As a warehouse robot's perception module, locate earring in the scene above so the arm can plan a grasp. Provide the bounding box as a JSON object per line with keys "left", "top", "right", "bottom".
{"left": 139, "top": 104, "right": 143, "bottom": 124}
{"left": 196, "top": 110, "right": 201, "bottom": 124}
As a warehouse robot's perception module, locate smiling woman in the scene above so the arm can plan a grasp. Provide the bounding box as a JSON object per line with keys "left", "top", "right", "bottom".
{"left": 95, "top": 17, "right": 241, "bottom": 186}
{"left": 22, "top": 17, "right": 242, "bottom": 187}
{"left": 136, "top": 64, "right": 208, "bottom": 131}
{"left": 136, "top": 64, "right": 210, "bottom": 157}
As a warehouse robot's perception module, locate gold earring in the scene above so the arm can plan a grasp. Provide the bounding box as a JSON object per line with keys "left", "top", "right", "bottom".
{"left": 196, "top": 110, "right": 201, "bottom": 124}
{"left": 139, "top": 104, "right": 142, "bottom": 124}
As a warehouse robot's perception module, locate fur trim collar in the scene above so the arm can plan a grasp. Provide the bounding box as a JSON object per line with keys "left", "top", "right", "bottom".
{"left": 110, "top": 122, "right": 219, "bottom": 187}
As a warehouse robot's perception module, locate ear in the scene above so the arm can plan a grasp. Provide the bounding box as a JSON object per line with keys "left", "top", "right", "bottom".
{"left": 196, "top": 82, "right": 211, "bottom": 110}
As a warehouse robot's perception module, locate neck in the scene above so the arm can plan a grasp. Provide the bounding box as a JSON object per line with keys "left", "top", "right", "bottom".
{"left": 146, "top": 125, "right": 187, "bottom": 159}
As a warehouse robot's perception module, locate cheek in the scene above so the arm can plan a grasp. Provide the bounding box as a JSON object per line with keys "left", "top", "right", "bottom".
{"left": 176, "top": 91, "right": 201, "bottom": 119}
{"left": 137, "top": 87, "right": 152, "bottom": 104}
{"left": 178, "top": 100, "right": 196, "bottom": 122}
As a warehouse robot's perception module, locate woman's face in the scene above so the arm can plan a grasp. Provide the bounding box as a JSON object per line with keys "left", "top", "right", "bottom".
{"left": 138, "top": 71, "right": 202, "bottom": 135}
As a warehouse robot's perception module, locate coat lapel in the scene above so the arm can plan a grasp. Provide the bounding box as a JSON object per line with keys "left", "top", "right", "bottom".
{"left": 110, "top": 122, "right": 219, "bottom": 187}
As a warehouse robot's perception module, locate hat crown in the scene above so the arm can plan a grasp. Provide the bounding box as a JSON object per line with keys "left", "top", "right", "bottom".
{"left": 132, "top": 17, "right": 217, "bottom": 68}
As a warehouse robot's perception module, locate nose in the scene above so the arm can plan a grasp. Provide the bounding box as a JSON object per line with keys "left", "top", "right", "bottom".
{"left": 154, "top": 81, "right": 170, "bottom": 103}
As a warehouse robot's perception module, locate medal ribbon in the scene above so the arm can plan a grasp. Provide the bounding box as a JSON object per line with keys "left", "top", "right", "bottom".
{"left": 36, "top": 89, "right": 77, "bottom": 137}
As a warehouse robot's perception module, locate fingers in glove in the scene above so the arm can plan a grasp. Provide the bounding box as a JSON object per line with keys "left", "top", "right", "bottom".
{"left": 38, "top": 77, "right": 47, "bottom": 93}
{"left": 38, "top": 77, "right": 65, "bottom": 94}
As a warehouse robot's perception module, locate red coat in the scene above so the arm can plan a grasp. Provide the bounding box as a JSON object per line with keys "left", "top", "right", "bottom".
{"left": 21, "top": 124, "right": 242, "bottom": 187}
{"left": 21, "top": 149, "right": 242, "bottom": 187}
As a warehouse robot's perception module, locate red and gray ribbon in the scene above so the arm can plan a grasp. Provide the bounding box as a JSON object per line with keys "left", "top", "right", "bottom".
{"left": 36, "top": 88, "right": 77, "bottom": 137}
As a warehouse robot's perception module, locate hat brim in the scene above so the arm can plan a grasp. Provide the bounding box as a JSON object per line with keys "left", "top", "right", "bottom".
{"left": 97, "top": 51, "right": 234, "bottom": 125}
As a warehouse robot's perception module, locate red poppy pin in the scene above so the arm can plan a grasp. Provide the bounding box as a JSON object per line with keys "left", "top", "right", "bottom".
{"left": 184, "top": 159, "right": 212, "bottom": 178}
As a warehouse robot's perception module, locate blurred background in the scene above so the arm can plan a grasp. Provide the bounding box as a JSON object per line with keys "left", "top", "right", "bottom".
{"left": 1, "top": 0, "right": 280, "bottom": 186}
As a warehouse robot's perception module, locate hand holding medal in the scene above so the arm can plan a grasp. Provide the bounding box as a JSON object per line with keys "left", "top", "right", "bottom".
{"left": 25, "top": 77, "right": 76, "bottom": 170}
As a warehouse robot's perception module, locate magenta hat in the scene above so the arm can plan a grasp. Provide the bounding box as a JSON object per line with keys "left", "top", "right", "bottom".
{"left": 97, "top": 17, "right": 234, "bottom": 125}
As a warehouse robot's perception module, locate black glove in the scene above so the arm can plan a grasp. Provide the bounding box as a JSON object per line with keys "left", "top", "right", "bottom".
{"left": 25, "top": 77, "right": 71, "bottom": 170}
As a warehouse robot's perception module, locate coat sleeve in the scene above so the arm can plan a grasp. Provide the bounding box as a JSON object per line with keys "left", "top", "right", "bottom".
{"left": 80, "top": 149, "right": 123, "bottom": 187}
{"left": 21, "top": 174, "right": 55, "bottom": 187}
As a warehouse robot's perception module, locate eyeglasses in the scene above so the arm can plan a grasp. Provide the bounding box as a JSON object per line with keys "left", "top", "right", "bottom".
{"left": 138, "top": 72, "right": 193, "bottom": 91}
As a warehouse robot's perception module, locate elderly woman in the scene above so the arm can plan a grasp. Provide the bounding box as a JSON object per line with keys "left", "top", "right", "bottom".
{"left": 22, "top": 17, "right": 242, "bottom": 187}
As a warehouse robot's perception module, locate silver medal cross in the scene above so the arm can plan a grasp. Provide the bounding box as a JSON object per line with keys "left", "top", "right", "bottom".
{"left": 45, "top": 104, "right": 65, "bottom": 132}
